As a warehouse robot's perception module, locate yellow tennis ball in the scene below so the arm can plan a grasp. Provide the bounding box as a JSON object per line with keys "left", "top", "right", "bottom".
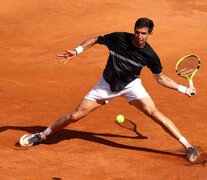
{"left": 116, "top": 114, "right": 125, "bottom": 123}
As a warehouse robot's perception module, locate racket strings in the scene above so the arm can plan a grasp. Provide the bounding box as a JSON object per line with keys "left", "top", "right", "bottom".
{"left": 177, "top": 57, "right": 199, "bottom": 76}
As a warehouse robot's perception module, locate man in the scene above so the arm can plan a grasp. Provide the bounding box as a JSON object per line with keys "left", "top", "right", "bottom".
{"left": 20, "top": 17, "right": 199, "bottom": 162}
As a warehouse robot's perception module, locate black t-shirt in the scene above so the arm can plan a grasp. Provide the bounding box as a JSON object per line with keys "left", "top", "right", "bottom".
{"left": 97, "top": 32, "right": 162, "bottom": 92}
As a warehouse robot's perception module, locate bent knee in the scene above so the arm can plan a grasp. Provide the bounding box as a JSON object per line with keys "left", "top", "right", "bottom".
{"left": 144, "top": 107, "right": 160, "bottom": 119}
{"left": 148, "top": 109, "right": 169, "bottom": 125}
{"left": 151, "top": 109, "right": 161, "bottom": 117}
{"left": 65, "top": 113, "right": 78, "bottom": 122}
{"left": 67, "top": 110, "right": 86, "bottom": 122}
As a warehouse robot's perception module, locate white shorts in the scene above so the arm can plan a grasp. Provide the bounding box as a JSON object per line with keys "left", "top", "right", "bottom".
{"left": 84, "top": 77, "right": 149, "bottom": 104}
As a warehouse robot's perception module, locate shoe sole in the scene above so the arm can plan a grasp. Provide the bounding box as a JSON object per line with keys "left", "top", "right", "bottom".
{"left": 19, "top": 134, "right": 33, "bottom": 147}
{"left": 188, "top": 151, "right": 200, "bottom": 162}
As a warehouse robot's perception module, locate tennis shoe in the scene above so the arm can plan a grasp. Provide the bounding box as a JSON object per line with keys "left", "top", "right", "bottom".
{"left": 186, "top": 147, "right": 200, "bottom": 162}
{"left": 19, "top": 133, "right": 43, "bottom": 146}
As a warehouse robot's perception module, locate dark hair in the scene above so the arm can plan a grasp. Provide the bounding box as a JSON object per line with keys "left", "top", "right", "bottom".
{"left": 134, "top": 17, "right": 154, "bottom": 33}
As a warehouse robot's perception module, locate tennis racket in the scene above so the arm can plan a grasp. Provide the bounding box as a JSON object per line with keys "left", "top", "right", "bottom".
{"left": 175, "top": 54, "right": 201, "bottom": 96}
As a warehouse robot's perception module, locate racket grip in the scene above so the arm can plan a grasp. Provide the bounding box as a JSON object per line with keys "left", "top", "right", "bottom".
{"left": 189, "top": 81, "right": 195, "bottom": 96}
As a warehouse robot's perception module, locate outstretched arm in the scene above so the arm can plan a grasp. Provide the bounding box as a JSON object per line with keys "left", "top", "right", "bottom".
{"left": 57, "top": 36, "right": 98, "bottom": 64}
{"left": 153, "top": 73, "right": 196, "bottom": 97}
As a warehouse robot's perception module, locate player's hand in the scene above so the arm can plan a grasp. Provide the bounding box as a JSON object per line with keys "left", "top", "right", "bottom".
{"left": 185, "top": 86, "right": 196, "bottom": 97}
{"left": 56, "top": 50, "right": 76, "bottom": 64}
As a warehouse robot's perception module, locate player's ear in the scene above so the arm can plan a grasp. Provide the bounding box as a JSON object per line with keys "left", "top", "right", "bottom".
{"left": 149, "top": 31, "right": 153, "bottom": 37}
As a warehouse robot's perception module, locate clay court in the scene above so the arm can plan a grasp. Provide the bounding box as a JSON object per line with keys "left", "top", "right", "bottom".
{"left": 0, "top": 0, "right": 207, "bottom": 179}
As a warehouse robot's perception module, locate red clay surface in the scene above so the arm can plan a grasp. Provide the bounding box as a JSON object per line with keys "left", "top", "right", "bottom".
{"left": 0, "top": 0, "right": 207, "bottom": 179}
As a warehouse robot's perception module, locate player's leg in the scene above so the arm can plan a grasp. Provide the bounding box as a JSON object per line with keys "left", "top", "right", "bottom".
{"left": 19, "top": 76, "right": 113, "bottom": 147}
{"left": 129, "top": 97, "right": 184, "bottom": 140}
{"left": 48, "top": 98, "right": 104, "bottom": 133}
{"left": 21, "top": 98, "right": 104, "bottom": 146}
{"left": 129, "top": 97, "right": 199, "bottom": 162}
{"left": 122, "top": 78, "right": 192, "bottom": 148}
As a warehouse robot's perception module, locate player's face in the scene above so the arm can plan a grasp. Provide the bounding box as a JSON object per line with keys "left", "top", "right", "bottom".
{"left": 133, "top": 27, "right": 152, "bottom": 48}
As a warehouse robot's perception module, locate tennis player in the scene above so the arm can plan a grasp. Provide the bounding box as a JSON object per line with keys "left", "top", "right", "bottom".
{"left": 22, "top": 17, "right": 199, "bottom": 162}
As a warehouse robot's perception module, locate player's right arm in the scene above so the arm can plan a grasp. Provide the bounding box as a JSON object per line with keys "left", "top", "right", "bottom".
{"left": 57, "top": 36, "right": 98, "bottom": 64}
{"left": 153, "top": 73, "right": 195, "bottom": 97}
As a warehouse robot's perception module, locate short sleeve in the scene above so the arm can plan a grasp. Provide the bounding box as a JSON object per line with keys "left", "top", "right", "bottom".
{"left": 97, "top": 32, "right": 119, "bottom": 49}
{"left": 147, "top": 55, "right": 163, "bottom": 74}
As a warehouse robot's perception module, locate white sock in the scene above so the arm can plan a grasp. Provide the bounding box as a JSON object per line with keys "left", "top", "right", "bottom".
{"left": 40, "top": 127, "right": 53, "bottom": 139}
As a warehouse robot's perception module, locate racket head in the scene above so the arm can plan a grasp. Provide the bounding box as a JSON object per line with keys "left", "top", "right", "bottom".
{"left": 175, "top": 54, "right": 201, "bottom": 78}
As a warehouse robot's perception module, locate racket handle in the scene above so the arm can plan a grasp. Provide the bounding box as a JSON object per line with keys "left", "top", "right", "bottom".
{"left": 189, "top": 81, "right": 195, "bottom": 96}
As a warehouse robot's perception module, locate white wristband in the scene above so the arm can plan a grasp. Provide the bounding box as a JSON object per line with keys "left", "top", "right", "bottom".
{"left": 75, "top": 45, "right": 83, "bottom": 55}
{"left": 178, "top": 85, "right": 187, "bottom": 94}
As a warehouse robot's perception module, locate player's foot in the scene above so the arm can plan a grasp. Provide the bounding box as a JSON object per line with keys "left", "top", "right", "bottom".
{"left": 19, "top": 133, "right": 44, "bottom": 146}
{"left": 186, "top": 146, "right": 200, "bottom": 162}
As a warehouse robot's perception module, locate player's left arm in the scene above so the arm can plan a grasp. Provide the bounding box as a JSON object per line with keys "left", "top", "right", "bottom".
{"left": 153, "top": 73, "right": 195, "bottom": 97}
